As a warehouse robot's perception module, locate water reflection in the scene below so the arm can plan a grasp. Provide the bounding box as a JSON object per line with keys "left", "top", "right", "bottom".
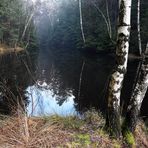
{"left": 0, "top": 53, "right": 37, "bottom": 114}
{"left": 0, "top": 0, "right": 148, "bottom": 118}
{"left": 26, "top": 81, "right": 75, "bottom": 116}
{"left": 0, "top": 50, "right": 148, "bottom": 118}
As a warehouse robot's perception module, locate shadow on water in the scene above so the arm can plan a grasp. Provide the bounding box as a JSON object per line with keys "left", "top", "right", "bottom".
{"left": 25, "top": 47, "right": 115, "bottom": 116}
{"left": 0, "top": 53, "right": 36, "bottom": 114}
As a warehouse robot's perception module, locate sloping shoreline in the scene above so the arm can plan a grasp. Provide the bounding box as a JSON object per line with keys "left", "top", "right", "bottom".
{"left": 0, "top": 112, "right": 147, "bottom": 147}
{"left": 0, "top": 44, "right": 24, "bottom": 55}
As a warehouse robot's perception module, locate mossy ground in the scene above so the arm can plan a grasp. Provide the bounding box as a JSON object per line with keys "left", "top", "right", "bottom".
{"left": 0, "top": 111, "right": 147, "bottom": 148}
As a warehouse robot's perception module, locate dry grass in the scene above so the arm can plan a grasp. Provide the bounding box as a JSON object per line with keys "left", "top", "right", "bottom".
{"left": 135, "top": 121, "right": 148, "bottom": 148}
{"left": 0, "top": 115, "right": 73, "bottom": 148}
{"left": 0, "top": 111, "right": 147, "bottom": 148}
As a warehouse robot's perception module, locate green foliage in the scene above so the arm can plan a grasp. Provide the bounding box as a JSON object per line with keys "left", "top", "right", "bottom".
{"left": 42, "top": 0, "right": 147, "bottom": 53}
{"left": 40, "top": 0, "right": 117, "bottom": 52}
{"left": 74, "top": 134, "right": 91, "bottom": 146}
{"left": 83, "top": 36, "right": 98, "bottom": 49}
{"left": 44, "top": 115, "right": 85, "bottom": 130}
{"left": 1, "top": 0, "right": 148, "bottom": 52}
{"left": 124, "top": 130, "right": 136, "bottom": 147}
{"left": 113, "top": 141, "right": 121, "bottom": 148}
{"left": 0, "top": 0, "right": 36, "bottom": 48}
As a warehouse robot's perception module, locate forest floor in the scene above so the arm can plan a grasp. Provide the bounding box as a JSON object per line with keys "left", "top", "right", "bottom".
{"left": 0, "top": 44, "right": 24, "bottom": 55}
{"left": 0, "top": 110, "right": 148, "bottom": 148}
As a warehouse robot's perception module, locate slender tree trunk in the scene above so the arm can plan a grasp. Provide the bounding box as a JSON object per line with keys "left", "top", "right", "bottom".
{"left": 106, "top": 0, "right": 132, "bottom": 137}
{"left": 125, "top": 43, "right": 148, "bottom": 132}
{"left": 79, "top": 0, "right": 85, "bottom": 43}
{"left": 91, "top": 1, "right": 113, "bottom": 42}
{"left": 105, "top": 0, "right": 112, "bottom": 39}
{"left": 21, "top": 11, "right": 34, "bottom": 41}
{"left": 137, "top": 0, "right": 142, "bottom": 56}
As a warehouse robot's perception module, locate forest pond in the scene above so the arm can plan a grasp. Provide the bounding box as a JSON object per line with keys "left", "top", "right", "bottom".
{"left": 0, "top": 49, "right": 147, "bottom": 118}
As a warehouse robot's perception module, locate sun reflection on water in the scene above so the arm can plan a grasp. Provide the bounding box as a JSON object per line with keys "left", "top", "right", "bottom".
{"left": 26, "top": 81, "right": 76, "bottom": 116}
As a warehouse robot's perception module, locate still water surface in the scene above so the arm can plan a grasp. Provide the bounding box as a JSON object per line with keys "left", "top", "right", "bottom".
{"left": 0, "top": 49, "right": 147, "bottom": 117}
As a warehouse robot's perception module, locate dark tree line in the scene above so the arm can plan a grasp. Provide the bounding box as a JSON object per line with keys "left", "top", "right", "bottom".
{"left": 0, "top": 0, "right": 36, "bottom": 49}
{"left": 34, "top": 0, "right": 148, "bottom": 54}
{"left": 1, "top": 0, "right": 147, "bottom": 53}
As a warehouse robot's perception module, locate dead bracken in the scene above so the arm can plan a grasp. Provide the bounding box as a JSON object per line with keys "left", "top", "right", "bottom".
{"left": 0, "top": 111, "right": 147, "bottom": 148}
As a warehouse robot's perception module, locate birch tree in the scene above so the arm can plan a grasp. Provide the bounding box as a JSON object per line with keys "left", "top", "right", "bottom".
{"left": 106, "top": 0, "right": 132, "bottom": 137}
{"left": 79, "top": 0, "right": 85, "bottom": 43}
{"left": 91, "top": 1, "right": 113, "bottom": 42}
{"left": 137, "top": 0, "right": 142, "bottom": 55}
{"left": 125, "top": 43, "right": 148, "bottom": 132}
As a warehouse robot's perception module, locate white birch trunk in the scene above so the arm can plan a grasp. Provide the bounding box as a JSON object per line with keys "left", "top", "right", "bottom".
{"left": 106, "top": 0, "right": 112, "bottom": 39}
{"left": 137, "top": 0, "right": 142, "bottom": 55}
{"left": 106, "top": 0, "right": 132, "bottom": 137}
{"left": 79, "top": 0, "right": 85, "bottom": 43}
{"left": 126, "top": 43, "right": 148, "bottom": 132}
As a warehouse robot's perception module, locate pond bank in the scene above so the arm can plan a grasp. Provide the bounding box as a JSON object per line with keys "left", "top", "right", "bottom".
{"left": 0, "top": 44, "right": 24, "bottom": 55}
{"left": 0, "top": 111, "right": 147, "bottom": 148}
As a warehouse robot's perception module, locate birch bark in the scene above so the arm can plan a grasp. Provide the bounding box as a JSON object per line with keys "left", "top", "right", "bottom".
{"left": 126, "top": 43, "right": 148, "bottom": 132}
{"left": 106, "top": 0, "right": 132, "bottom": 137}
{"left": 137, "top": 0, "right": 142, "bottom": 55}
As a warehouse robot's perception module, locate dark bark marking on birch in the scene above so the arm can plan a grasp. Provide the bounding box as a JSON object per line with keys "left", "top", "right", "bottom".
{"left": 116, "top": 32, "right": 129, "bottom": 67}
{"left": 127, "top": 27, "right": 131, "bottom": 32}
{"left": 106, "top": 0, "right": 132, "bottom": 138}
{"left": 119, "top": 0, "right": 125, "bottom": 25}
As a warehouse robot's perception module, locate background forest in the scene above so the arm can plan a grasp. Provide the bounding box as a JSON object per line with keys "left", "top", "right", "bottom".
{"left": 0, "top": 0, "right": 148, "bottom": 54}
